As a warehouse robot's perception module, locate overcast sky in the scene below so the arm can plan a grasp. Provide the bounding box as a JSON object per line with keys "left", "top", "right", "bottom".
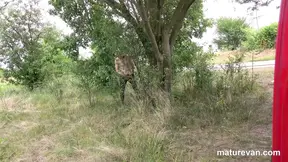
{"left": 36, "top": 0, "right": 283, "bottom": 54}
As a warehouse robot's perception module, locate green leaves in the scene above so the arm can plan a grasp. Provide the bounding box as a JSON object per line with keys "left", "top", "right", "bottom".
{"left": 242, "top": 22, "right": 278, "bottom": 50}
{"left": 256, "top": 22, "right": 278, "bottom": 49}
{"left": 49, "top": 0, "right": 212, "bottom": 95}
{"left": 214, "top": 17, "right": 249, "bottom": 50}
{"left": 0, "top": 0, "right": 73, "bottom": 90}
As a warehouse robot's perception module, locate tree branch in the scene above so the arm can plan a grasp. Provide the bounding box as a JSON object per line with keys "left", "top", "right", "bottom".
{"left": 27, "top": 6, "right": 34, "bottom": 43}
{"left": 147, "top": 0, "right": 164, "bottom": 47}
{"left": 234, "top": 0, "right": 274, "bottom": 10}
{"left": 167, "top": 0, "right": 196, "bottom": 47}
{"left": 102, "top": 0, "right": 139, "bottom": 29}
{"left": 98, "top": 0, "right": 159, "bottom": 65}
{"left": 136, "top": 0, "right": 162, "bottom": 63}
{"left": 0, "top": 0, "right": 14, "bottom": 12}
{"left": 129, "top": 0, "right": 140, "bottom": 24}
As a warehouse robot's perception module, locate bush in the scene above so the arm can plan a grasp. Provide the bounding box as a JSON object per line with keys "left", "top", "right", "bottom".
{"left": 73, "top": 54, "right": 119, "bottom": 106}
{"left": 242, "top": 22, "right": 278, "bottom": 51}
{"left": 214, "top": 17, "right": 249, "bottom": 50}
{"left": 178, "top": 51, "right": 214, "bottom": 92}
{"left": 171, "top": 52, "right": 258, "bottom": 129}
{"left": 173, "top": 41, "right": 203, "bottom": 72}
{"left": 74, "top": 59, "right": 101, "bottom": 106}
{"left": 256, "top": 23, "right": 278, "bottom": 49}
{"left": 242, "top": 28, "right": 259, "bottom": 51}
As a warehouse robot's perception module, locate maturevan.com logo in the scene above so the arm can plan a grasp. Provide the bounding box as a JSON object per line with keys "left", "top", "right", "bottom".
{"left": 217, "top": 150, "right": 280, "bottom": 156}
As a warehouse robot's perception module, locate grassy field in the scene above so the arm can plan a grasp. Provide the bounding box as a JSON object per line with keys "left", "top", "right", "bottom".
{"left": 0, "top": 68, "right": 274, "bottom": 162}
{"left": 213, "top": 49, "right": 275, "bottom": 64}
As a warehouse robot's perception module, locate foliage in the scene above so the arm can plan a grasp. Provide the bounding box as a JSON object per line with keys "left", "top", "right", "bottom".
{"left": 0, "top": 0, "right": 44, "bottom": 89}
{"left": 49, "top": 0, "right": 211, "bottom": 94}
{"left": 217, "top": 54, "right": 255, "bottom": 96}
{"left": 241, "top": 28, "right": 259, "bottom": 50}
{"left": 57, "top": 34, "right": 80, "bottom": 61}
{"left": 214, "top": 17, "right": 249, "bottom": 50}
{"left": 0, "top": 0, "right": 72, "bottom": 90}
{"left": 74, "top": 59, "right": 99, "bottom": 106}
{"left": 172, "top": 52, "right": 257, "bottom": 128}
{"left": 40, "top": 27, "right": 74, "bottom": 78}
{"left": 175, "top": 50, "right": 214, "bottom": 94}
{"left": 0, "top": 67, "right": 270, "bottom": 162}
{"left": 0, "top": 68, "right": 3, "bottom": 78}
{"left": 173, "top": 0, "right": 213, "bottom": 72}
{"left": 242, "top": 22, "right": 278, "bottom": 50}
{"left": 256, "top": 22, "right": 278, "bottom": 49}
{"left": 173, "top": 41, "right": 201, "bottom": 72}
{"left": 0, "top": 0, "right": 274, "bottom": 161}
{"left": 73, "top": 53, "right": 119, "bottom": 106}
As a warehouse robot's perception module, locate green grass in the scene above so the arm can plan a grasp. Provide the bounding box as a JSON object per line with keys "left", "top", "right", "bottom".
{"left": 0, "top": 71, "right": 273, "bottom": 162}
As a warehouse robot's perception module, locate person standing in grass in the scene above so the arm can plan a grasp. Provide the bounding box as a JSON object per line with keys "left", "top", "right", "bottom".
{"left": 114, "top": 55, "right": 138, "bottom": 103}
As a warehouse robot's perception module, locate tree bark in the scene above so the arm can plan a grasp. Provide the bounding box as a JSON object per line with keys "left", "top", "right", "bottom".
{"left": 103, "top": 0, "right": 196, "bottom": 97}
{"left": 162, "top": 30, "right": 172, "bottom": 95}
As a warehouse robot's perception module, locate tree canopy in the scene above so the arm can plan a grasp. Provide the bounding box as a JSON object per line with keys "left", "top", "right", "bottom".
{"left": 49, "top": 0, "right": 212, "bottom": 95}
{"left": 0, "top": 0, "right": 274, "bottom": 95}
{"left": 0, "top": 0, "right": 70, "bottom": 89}
{"left": 214, "top": 17, "right": 249, "bottom": 50}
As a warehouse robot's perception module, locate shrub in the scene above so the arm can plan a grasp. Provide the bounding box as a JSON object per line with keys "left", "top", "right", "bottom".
{"left": 242, "top": 28, "right": 259, "bottom": 50}
{"left": 214, "top": 17, "right": 249, "bottom": 50}
{"left": 171, "top": 52, "right": 258, "bottom": 129}
{"left": 256, "top": 22, "right": 278, "bottom": 49}
{"left": 242, "top": 22, "right": 278, "bottom": 51}
{"left": 74, "top": 59, "right": 101, "bottom": 106}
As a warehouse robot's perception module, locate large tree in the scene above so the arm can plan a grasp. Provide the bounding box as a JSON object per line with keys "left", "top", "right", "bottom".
{"left": 0, "top": 0, "right": 45, "bottom": 89}
{"left": 214, "top": 17, "right": 249, "bottom": 50}
{"left": 50, "top": 0, "right": 211, "bottom": 96}
{"left": 49, "top": 0, "right": 272, "bottom": 96}
{"left": 0, "top": 0, "right": 70, "bottom": 89}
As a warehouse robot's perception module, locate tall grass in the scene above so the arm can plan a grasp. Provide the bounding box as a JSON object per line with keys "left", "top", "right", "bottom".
{"left": 0, "top": 56, "right": 270, "bottom": 161}
{"left": 171, "top": 53, "right": 263, "bottom": 129}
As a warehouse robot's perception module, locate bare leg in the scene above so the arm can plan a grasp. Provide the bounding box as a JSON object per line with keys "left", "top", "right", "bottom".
{"left": 120, "top": 77, "right": 128, "bottom": 103}
{"left": 129, "top": 74, "right": 140, "bottom": 101}
{"left": 129, "top": 74, "right": 138, "bottom": 92}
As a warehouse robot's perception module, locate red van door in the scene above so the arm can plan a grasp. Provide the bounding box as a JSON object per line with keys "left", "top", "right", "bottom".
{"left": 273, "top": 0, "right": 288, "bottom": 161}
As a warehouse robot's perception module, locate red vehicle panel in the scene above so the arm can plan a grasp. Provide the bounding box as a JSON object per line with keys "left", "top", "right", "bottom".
{"left": 273, "top": 0, "right": 288, "bottom": 161}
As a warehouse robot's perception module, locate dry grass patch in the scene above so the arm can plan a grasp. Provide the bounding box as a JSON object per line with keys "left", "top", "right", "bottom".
{"left": 0, "top": 67, "right": 275, "bottom": 162}
{"left": 214, "top": 49, "right": 275, "bottom": 64}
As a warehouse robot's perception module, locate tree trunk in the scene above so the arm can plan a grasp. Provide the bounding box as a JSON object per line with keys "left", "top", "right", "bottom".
{"left": 142, "top": 32, "right": 172, "bottom": 97}
{"left": 95, "top": 0, "right": 196, "bottom": 100}
{"left": 162, "top": 31, "right": 172, "bottom": 95}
